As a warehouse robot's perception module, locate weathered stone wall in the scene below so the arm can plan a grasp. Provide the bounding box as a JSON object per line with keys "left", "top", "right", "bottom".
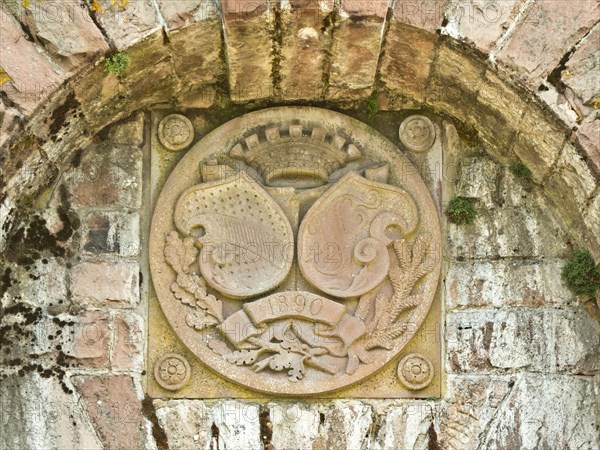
{"left": 1, "top": 1, "right": 599, "bottom": 449}
{"left": 1, "top": 106, "right": 599, "bottom": 449}
{"left": 1, "top": 0, "right": 598, "bottom": 260}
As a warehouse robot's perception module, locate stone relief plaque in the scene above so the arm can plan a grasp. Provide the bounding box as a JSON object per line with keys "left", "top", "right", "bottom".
{"left": 148, "top": 107, "right": 442, "bottom": 397}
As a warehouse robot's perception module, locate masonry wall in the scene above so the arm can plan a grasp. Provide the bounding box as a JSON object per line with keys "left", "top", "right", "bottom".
{"left": 1, "top": 1, "right": 600, "bottom": 449}
{"left": 1, "top": 108, "right": 599, "bottom": 449}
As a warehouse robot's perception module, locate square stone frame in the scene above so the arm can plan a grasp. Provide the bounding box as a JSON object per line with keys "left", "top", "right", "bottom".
{"left": 143, "top": 109, "right": 445, "bottom": 399}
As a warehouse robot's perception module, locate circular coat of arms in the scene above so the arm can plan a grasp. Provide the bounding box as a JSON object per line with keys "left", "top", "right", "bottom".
{"left": 149, "top": 107, "right": 441, "bottom": 395}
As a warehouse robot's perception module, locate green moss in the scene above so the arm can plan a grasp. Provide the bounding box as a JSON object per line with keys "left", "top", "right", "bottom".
{"left": 561, "top": 249, "right": 600, "bottom": 297}
{"left": 509, "top": 161, "right": 533, "bottom": 181}
{"left": 104, "top": 52, "right": 131, "bottom": 76}
{"left": 446, "top": 197, "right": 477, "bottom": 225}
{"left": 365, "top": 91, "right": 379, "bottom": 121}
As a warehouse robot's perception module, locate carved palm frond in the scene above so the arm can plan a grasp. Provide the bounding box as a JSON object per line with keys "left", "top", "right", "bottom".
{"left": 354, "top": 233, "right": 435, "bottom": 357}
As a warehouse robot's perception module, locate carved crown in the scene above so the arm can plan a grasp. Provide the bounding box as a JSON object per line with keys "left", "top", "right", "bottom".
{"left": 229, "top": 125, "right": 361, "bottom": 187}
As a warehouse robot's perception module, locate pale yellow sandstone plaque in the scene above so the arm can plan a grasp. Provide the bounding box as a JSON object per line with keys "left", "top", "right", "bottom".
{"left": 148, "top": 107, "right": 442, "bottom": 398}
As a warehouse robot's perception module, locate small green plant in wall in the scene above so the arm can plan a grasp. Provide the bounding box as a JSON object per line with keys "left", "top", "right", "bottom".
{"left": 561, "top": 249, "right": 600, "bottom": 297}
{"left": 446, "top": 196, "right": 477, "bottom": 225}
{"left": 365, "top": 91, "right": 379, "bottom": 121}
{"left": 104, "top": 52, "right": 130, "bottom": 77}
{"left": 509, "top": 161, "right": 533, "bottom": 182}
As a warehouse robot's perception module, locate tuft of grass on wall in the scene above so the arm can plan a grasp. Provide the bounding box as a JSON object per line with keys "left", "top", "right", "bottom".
{"left": 509, "top": 161, "right": 533, "bottom": 182}
{"left": 365, "top": 91, "right": 379, "bottom": 121}
{"left": 561, "top": 249, "right": 600, "bottom": 298}
{"left": 446, "top": 197, "right": 478, "bottom": 225}
{"left": 104, "top": 52, "right": 130, "bottom": 77}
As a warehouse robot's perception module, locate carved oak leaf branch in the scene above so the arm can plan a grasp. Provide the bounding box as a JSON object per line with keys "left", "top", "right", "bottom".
{"left": 225, "top": 348, "right": 266, "bottom": 366}
{"left": 223, "top": 326, "right": 337, "bottom": 380}
{"left": 171, "top": 282, "right": 195, "bottom": 306}
{"left": 208, "top": 339, "right": 231, "bottom": 356}
{"left": 165, "top": 231, "right": 196, "bottom": 273}
{"left": 164, "top": 231, "right": 224, "bottom": 326}
{"left": 186, "top": 309, "right": 219, "bottom": 330}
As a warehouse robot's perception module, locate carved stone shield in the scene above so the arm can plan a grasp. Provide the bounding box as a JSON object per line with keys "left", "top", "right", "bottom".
{"left": 173, "top": 173, "right": 294, "bottom": 298}
{"left": 298, "top": 172, "right": 419, "bottom": 297}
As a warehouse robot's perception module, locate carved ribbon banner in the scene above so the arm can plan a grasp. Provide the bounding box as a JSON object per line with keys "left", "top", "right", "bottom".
{"left": 218, "top": 292, "right": 365, "bottom": 347}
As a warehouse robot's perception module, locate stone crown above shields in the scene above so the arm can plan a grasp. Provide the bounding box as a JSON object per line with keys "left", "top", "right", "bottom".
{"left": 230, "top": 125, "right": 361, "bottom": 188}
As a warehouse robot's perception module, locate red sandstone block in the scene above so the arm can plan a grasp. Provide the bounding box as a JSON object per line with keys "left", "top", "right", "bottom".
{"left": 327, "top": 2, "right": 388, "bottom": 99}
{"left": 279, "top": 1, "right": 332, "bottom": 100}
{"left": 0, "top": 11, "right": 65, "bottom": 115}
{"left": 11, "top": 0, "right": 109, "bottom": 73}
{"left": 576, "top": 117, "right": 600, "bottom": 174}
{"left": 380, "top": 22, "right": 437, "bottom": 103}
{"left": 343, "top": 0, "right": 389, "bottom": 18}
{"left": 64, "top": 310, "right": 110, "bottom": 368}
{"left": 222, "top": 0, "right": 267, "bottom": 15}
{"left": 72, "top": 375, "right": 147, "bottom": 450}
{"left": 157, "top": 0, "right": 220, "bottom": 29}
{"left": 497, "top": 0, "right": 600, "bottom": 87}
{"left": 454, "top": 0, "right": 524, "bottom": 53}
{"left": 112, "top": 312, "right": 144, "bottom": 371}
{"left": 220, "top": 1, "right": 272, "bottom": 102}
{"left": 392, "top": 0, "right": 448, "bottom": 32}
{"left": 71, "top": 261, "right": 140, "bottom": 308}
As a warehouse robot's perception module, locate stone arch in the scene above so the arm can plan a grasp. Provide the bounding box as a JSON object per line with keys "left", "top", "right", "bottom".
{"left": 1, "top": 1, "right": 599, "bottom": 449}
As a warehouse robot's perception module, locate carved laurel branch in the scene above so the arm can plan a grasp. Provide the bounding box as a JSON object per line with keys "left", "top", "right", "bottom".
{"left": 347, "top": 233, "right": 435, "bottom": 375}
{"left": 164, "top": 231, "right": 224, "bottom": 329}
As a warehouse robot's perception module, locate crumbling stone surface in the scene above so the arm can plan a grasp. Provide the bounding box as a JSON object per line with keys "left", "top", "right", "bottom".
{"left": 72, "top": 375, "right": 148, "bottom": 450}
{"left": 11, "top": 0, "right": 109, "bottom": 73}
{"left": 92, "top": 0, "right": 160, "bottom": 49}
{"left": 439, "top": 375, "right": 513, "bottom": 450}
{"left": 481, "top": 374, "right": 599, "bottom": 450}
{"left": 453, "top": 0, "right": 524, "bottom": 53}
{"left": 61, "top": 143, "right": 142, "bottom": 209}
{"left": 157, "top": 0, "right": 219, "bottom": 30}
{"left": 563, "top": 26, "right": 600, "bottom": 109}
{"left": 0, "top": 374, "right": 103, "bottom": 450}
{"left": 380, "top": 23, "right": 437, "bottom": 103}
{"left": 279, "top": 1, "right": 333, "bottom": 100}
{"left": 71, "top": 261, "right": 140, "bottom": 308}
{"left": 111, "top": 311, "right": 144, "bottom": 372}
{"left": 155, "top": 399, "right": 263, "bottom": 449}
{"left": 446, "top": 259, "right": 575, "bottom": 309}
{"left": 81, "top": 210, "right": 140, "bottom": 257}
{"left": 446, "top": 309, "right": 553, "bottom": 373}
{"left": 497, "top": 0, "right": 600, "bottom": 86}
{"left": 0, "top": 12, "right": 66, "bottom": 115}
{"left": 577, "top": 114, "right": 600, "bottom": 174}
{"left": 221, "top": 0, "right": 273, "bottom": 102}
{"left": 327, "top": 2, "right": 387, "bottom": 99}
{"left": 392, "top": 0, "right": 446, "bottom": 32}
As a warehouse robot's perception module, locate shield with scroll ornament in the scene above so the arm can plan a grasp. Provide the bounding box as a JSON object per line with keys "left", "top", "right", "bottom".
{"left": 298, "top": 172, "right": 419, "bottom": 297}
{"left": 173, "top": 173, "right": 294, "bottom": 298}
